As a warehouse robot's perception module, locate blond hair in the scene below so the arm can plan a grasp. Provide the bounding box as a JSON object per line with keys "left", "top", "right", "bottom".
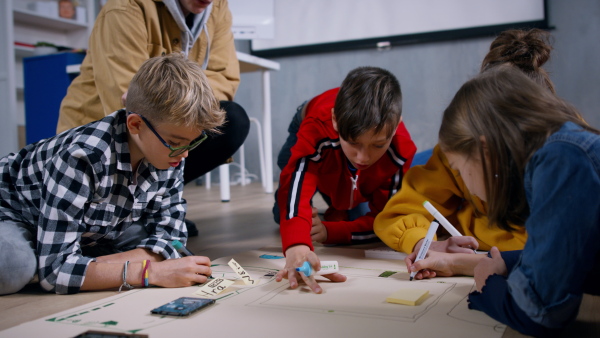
{"left": 126, "top": 53, "right": 225, "bottom": 133}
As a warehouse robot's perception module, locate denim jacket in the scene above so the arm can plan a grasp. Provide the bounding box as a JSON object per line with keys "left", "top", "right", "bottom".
{"left": 468, "top": 122, "right": 600, "bottom": 336}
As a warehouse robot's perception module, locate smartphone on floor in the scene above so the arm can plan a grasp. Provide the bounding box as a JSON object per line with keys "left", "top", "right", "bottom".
{"left": 150, "top": 297, "right": 215, "bottom": 316}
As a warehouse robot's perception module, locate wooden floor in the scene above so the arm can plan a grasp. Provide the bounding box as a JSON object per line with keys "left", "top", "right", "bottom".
{"left": 182, "top": 181, "right": 281, "bottom": 259}
{"left": 0, "top": 182, "right": 599, "bottom": 337}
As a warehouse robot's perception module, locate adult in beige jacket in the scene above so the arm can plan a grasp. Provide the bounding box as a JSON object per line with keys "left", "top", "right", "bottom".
{"left": 57, "top": 0, "right": 249, "bottom": 186}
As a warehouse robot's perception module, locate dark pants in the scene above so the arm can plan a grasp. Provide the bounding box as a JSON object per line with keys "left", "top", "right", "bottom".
{"left": 183, "top": 101, "right": 250, "bottom": 184}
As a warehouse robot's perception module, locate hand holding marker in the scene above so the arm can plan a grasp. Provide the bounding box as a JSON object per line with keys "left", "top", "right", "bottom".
{"left": 410, "top": 220, "right": 439, "bottom": 281}
{"left": 423, "top": 201, "right": 477, "bottom": 253}
{"left": 172, "top": 240, "right": 214, "bottom": 279}
{"left": 296, "top": 261, "right": 339, "bottom": 277}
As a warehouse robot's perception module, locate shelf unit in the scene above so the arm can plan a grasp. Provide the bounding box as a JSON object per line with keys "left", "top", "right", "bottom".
{"left": 0, "top": 0, "right": 94, "bottom": 156}
{"left": 13, "top": 8, "right": 90, "bottom": 31}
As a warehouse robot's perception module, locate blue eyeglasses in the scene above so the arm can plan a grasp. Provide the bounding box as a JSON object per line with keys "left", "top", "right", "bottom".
{"left": 129, "top": 112, "right": 207, "bottom": 157}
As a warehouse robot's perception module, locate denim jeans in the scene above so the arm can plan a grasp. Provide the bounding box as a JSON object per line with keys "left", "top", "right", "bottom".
{"left": 0, "top": 220, "right": 148, "bottom": 295}
{"left": 0, "top": 220, "right": 37, "bottom": 295}
{"left": 468, "top": 122, "right": 600, "bottom": 335}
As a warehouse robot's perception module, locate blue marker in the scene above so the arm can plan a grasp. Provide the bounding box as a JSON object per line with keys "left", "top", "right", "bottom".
{"left": 296, "top": 261, "right": 339, "bottom": 277}
{"left": 172, "top": 240, "right": 213, "bottom": 279}
{"left": 171, "top": 240, "right": 194, "bottom": 257}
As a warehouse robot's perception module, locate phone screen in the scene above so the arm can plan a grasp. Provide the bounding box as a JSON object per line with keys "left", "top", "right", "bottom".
{"left": 150, "top": 297, "right": 215, "bottom": 316}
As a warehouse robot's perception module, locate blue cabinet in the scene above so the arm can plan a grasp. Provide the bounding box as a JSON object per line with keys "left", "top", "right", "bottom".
{"left": 23, "top": 52, "right": 85, "bottom": 144}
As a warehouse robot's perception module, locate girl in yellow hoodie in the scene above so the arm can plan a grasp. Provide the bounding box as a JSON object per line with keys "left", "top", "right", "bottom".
{"left": 374, "top": 29, "right": 555, "bottom": 257}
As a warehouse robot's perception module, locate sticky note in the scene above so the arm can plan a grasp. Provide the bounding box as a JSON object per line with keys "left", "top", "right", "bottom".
{"left": 386, "top": 288, "right": 429, "bottom": 306}
{"left": 193, "top": 278, "right": 235, "bottom": 297}
{"left": 228, "top": 258, "right": 256, "bottom": 285}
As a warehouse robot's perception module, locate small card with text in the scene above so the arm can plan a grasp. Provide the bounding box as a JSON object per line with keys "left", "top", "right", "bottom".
{"left": 228, "top": 258, "right": 256, "bottom": 285}
{"left": 193, "top": 278, "right": 235, "bottom": 297}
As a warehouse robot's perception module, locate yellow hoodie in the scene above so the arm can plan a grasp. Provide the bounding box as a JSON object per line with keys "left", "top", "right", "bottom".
{"left": 374, "top": 145, "right": 527, "bottom": 253}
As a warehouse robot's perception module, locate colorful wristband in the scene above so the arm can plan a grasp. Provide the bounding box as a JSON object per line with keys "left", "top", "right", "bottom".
{"left": 142, "top": 260, "right": 150, "bottom": 287}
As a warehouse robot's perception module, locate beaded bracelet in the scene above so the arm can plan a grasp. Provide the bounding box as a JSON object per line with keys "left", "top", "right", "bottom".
{"left": 141, "top": 260, "right": 151, "bottom": 287}
{"left": 118, "top": 260, "right": 134, "bottom": 292}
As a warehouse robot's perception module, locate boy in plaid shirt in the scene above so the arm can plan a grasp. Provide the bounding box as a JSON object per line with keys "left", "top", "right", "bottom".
{"left": 0, "top": 54, "right": 223, "bottom": 294}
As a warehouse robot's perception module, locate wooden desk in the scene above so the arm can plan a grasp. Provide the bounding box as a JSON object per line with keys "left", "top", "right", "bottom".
{"left": 235, "top": 51, "right": 280, "bottom": 194}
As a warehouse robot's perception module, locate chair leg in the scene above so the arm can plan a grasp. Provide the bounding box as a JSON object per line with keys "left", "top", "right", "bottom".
{"left": 205, "top": 171, "right": 211, "bottom": 189}
{"left": 211, "top": 118, "right": 265, "bottom": 202}
{"left": 240, "top": 144, "right": 247, "bottom": 186}
{"left": 219, "top": 163, "right": 230, "bottom": 202}
{"left": 249, "top": 117, "right": 267, "bottom": 189}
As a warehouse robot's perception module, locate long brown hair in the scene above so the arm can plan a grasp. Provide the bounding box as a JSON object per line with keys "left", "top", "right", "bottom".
{"left": 439, "top": 66, "right": 598, "bottom": 231}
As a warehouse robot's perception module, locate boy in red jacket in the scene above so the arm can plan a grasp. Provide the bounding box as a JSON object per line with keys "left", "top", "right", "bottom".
{"left": 274, "top": 67, "right": 416, "bottom": 293}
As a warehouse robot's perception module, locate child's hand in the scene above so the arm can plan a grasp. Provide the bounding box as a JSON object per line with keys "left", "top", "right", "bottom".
{"left": 474, "top": 247, "right": 507, "bottom": 292}
{"left": 430, "top": 236, "right": 479, "bottom": 253}
{"left": 406, "top": 248, "right": 488, "bottom": 280}
{"left": 275, "top": 245, "right": 346, "bottom": 293}
{"left": 310, "top": 207, "right": 328, "bottom": 243}
{"left": 405, "top": 250, "right": 460, "bottom": 280}
{"left": 151, "top": 256, "right": 212, "bottom": 288}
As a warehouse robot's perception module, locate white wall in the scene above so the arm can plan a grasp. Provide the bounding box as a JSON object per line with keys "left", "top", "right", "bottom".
{"left": 233, "top": 0, "right": 600, "bottom": 183}
{"left": 0, "top": 3, "right": 19, "bottom": 157}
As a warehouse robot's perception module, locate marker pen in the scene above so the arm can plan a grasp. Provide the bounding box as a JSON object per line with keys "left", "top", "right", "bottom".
{"left": 171, "top": 240, "right": 194, "bottom": 257}
{"left": 171, "top": 240, "right": 214, "bottom": 279}
{"left": 423, "top": 200, "right": 477, "bottom": 253}
{"left": 296, "top": 261, "right": 339, "bottom": 277}
{"left": 423, "top": 201, "right": 462, "bottom": 236}
{"left": 410, "top": 220, "right": 439, "bottom": 281}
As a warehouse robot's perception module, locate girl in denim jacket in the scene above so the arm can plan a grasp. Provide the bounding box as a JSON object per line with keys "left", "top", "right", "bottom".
{"left": 432, "top": 65, "right": 600, "bottom": 336}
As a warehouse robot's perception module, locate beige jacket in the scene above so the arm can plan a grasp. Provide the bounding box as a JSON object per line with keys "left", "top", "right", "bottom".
{"left": 57, "top": 0, "right": 239, "bottom": 133}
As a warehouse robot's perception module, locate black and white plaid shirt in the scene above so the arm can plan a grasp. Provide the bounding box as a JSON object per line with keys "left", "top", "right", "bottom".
{"left": 0, "top": 109, "right": 186, "bottom": 294}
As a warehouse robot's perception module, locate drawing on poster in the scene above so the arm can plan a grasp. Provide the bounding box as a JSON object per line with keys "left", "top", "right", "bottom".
{"left": 44, "top": 291, "right": 169, "bottom": 334}
{"left": 247, "top": 276, "right": 452, "bottom": 322}
{"left": 243, "top": 274, "right": 501, "bottom": 330}
{"left": 41, "top": 264, "right": 277, "bottom": 334}
{"left": 4, "top": 250, "right": 505, "bottom": 337}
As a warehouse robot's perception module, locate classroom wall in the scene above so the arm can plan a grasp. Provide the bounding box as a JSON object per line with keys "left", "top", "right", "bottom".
{"left": 232, "top": 0, "right": 600, "bottom": 184}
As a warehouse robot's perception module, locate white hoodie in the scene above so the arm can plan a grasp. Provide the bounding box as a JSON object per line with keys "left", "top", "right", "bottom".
{"left": 162, "top": 0, "right": 213, "bottom": 69}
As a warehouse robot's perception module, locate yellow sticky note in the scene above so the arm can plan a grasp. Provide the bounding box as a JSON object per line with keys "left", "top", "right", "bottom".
{"left": 228, "top": 258, "right": 256, "bottom": 285}
{"left": 193, "top": 278, "right": 235, "bottom": 297}
{"left": 386, "top": 288, "right": 429, "bottom": 306}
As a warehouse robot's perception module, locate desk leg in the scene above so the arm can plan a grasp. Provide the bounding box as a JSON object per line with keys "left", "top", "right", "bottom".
{"left": 262, "top": 70, "right": 274, "bottom": 193}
